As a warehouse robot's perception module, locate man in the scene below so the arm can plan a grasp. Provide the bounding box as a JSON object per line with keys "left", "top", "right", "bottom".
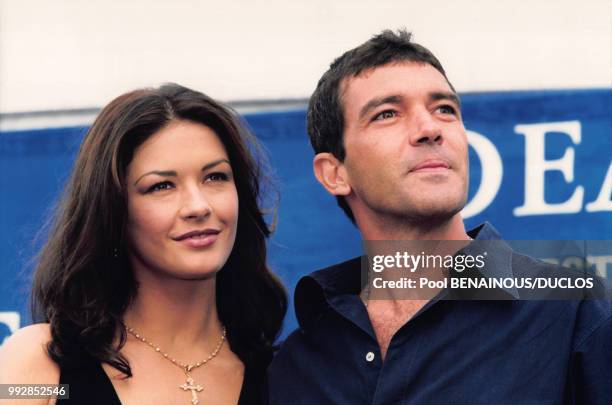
{"left": 268, "top": 30, "right": 612, "bottom": 404}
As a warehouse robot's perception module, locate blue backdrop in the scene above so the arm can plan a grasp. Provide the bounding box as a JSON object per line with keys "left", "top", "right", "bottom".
{"left": 1, "top": 88, "right": 611, "bottom": 342}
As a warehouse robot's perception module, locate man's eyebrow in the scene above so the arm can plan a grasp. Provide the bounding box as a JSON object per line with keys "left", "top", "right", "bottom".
{"left": 430, "top": 91, "right": 461, "bottom": 108}
{"left": 358, "top": 95, "right": 403, "bottom": 121}
{"left": 133, "top": 158, "right": 231, "bottom": 186}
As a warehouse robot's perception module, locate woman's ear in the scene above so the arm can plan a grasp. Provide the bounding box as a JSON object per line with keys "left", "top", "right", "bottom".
{"left": 312, "top": 153, "right": 352, "bottom": 197}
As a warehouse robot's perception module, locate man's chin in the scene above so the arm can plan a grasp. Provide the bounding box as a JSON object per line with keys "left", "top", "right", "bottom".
{"left": 396, "top": 199, "right": 465, "bottom": 225}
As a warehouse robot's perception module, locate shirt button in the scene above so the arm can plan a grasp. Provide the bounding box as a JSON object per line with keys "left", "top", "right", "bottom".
{"left": 365, "top": 352, "right": 375, "bottom": 362}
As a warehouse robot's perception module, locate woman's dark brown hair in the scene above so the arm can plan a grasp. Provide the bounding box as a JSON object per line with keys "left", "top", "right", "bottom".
{"left": 31, "top": 83, "right": 287, "bottom": 375}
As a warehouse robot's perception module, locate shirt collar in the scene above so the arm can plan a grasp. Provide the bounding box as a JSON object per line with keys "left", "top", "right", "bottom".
{"left": 294, "top": 222, "right": 518, "bottom": 330}
{"left": 460, "top": 222, "right": 519, "bottom": 299}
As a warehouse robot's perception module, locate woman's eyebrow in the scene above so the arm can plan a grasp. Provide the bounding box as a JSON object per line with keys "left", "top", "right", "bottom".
{"left": 201, "top": 158, "right": 231, "bottom": 172}
{"left": 133, "top": 158, "right": 231, "bottom": 186}
{"left": 134, "top": 170, "right": 176, "bottom": 186}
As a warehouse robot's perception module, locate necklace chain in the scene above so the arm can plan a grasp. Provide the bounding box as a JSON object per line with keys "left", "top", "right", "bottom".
{"left": 125, "top": 324, "right": 227, "bottom": 373}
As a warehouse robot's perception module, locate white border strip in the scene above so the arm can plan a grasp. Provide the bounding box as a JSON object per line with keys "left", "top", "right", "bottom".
{"left": 0, "top": 99, "right": 309, "bottom": 133}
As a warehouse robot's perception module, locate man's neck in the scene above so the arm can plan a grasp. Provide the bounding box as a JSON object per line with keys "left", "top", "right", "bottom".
{"left": 358, "top": 213, "right": 469, "bottom": 241}
{"left": 357, "top": 213, "right": 469, "bottom": 360}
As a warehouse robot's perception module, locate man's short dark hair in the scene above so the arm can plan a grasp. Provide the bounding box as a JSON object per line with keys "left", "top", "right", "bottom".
{"left": 307, "top": 29, "right": 455, "bottom": 223}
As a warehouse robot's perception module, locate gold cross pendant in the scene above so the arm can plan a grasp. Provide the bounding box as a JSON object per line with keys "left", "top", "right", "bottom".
{"left": 179, "top": 375, "right": 203, "bottom": 405}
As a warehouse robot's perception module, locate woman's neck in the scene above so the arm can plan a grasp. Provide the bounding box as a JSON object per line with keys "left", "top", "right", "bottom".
{"left": 122, "top": 273, "right": 223, "bottom": 352}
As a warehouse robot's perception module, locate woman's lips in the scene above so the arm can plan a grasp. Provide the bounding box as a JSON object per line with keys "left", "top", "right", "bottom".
{"left": 173, "top": 229, "right": 220, "bottom": 248}
{"left": 178, "top": 232, "right": 218, "bottom": 248}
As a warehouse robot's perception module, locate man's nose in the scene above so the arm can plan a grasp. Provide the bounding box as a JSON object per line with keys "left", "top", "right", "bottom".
{"left": 408, "top": 111, "right": 443, "bottom": 146}
{"left": 179, "top": 185, "right": 212, "bottom": 221}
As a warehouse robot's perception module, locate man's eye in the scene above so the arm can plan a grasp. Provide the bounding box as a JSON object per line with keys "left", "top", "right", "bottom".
{"left": 205, "top": 172, "right": 229, "bottom": 182}
{"left": 437, "top": 105, "right": 457, "bottom": 115}
{"left": 372, "top": 110, "right": 397, "bottom": 121}
{"left": 146, "top": 181, "right": 173, "bottom": 193}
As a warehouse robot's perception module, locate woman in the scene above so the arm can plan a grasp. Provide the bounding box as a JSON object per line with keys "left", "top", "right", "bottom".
{"left": 0, "top": 84, "right": 287, "bottom": 404}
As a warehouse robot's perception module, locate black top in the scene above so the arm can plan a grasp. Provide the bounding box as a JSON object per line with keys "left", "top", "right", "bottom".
{"left": 58, "top": 356, "right": 266, "bottom": 405}
{"left": 268, "top": 222, "right": 612, "bottom": 405}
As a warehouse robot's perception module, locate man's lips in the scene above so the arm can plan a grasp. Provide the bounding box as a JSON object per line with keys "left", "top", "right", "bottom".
{"left": 410, "top": 159, "right": 450, "bottom": 172}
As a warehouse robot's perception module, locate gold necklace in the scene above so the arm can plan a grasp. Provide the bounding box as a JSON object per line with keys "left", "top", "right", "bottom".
{"left": 125, "top": 325, "right": 227, "bottom": 405}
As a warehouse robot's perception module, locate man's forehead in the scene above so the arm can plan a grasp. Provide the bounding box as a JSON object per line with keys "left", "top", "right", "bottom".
{"left": 339, "top": 61, "right": 453, "bottom": 107}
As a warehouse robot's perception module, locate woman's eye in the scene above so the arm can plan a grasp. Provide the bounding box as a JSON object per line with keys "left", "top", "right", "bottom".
{"left": 205, "top": 172, "right": 229, "bottom": 182}
{"left": 146, "top": 181, "right": 173, "bottom": 193}
{"left": 372, "top": 110, "right": 397, "bottom": 121}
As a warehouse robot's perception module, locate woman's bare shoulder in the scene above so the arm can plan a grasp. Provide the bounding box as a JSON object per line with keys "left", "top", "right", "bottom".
{"left": 0, "top": 323, "right": 59, "bottom": 384}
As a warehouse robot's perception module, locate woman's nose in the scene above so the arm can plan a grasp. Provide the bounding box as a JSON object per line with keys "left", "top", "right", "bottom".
{"left": 179, "top": 185, "right": 212, "bottom": 221}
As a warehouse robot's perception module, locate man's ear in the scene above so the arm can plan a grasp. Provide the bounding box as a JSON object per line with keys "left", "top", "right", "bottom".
{"left": 313, "top": 153, "right": 351, "bottom": 196}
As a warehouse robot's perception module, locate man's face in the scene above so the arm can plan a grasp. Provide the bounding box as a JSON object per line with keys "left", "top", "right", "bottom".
{"left": 340, "top": 61, "right": 469, "bottom": 223}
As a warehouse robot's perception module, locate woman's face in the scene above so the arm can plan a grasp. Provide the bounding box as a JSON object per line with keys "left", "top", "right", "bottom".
{"left": 125, "top": 119, "right": 239, "bottom": 280}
